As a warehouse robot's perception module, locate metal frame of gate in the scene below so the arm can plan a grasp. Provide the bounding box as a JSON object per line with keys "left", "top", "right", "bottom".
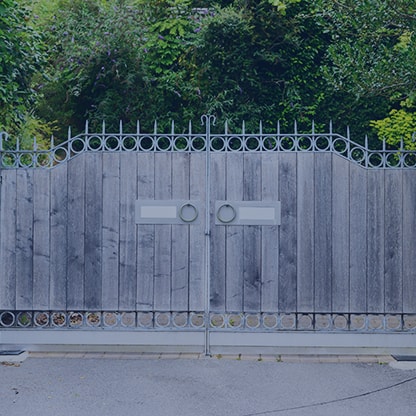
{"left": 1, "top": 115, "right": 416, "bottom": 355}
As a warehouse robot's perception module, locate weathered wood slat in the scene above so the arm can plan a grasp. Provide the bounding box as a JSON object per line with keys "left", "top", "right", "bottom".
{"left": 67, "top": 156, "right": 85, "bottom": 310}
{"left": 33, "top": 169, "right": 50, "bottom": 309}
{"left": 261, "top": 153, "right": 279, "bottom": 312}
{"left": 137, "top": 152, "right": 155, "bottom": 311}
{"left": 102, "top": 153, "right": 120, "bottom": 310}
{"left": 171, "top": 152, "right": 190, "bottom": 311}
{"left": 331, "top": 155, "right": 350, "bottom": 312}
{"left": 210, "top": 153, "right": 226, "bottom": 311}
{"left": 154, "top": 152, "right": 172, "bottom": 310}
{"left": 0, "top": 170, "right": 17, "bottom": 309}
{"left": 314, "top": 153, "right": 332, "bottom": 312}
{"left": 278, "top": 153, "right": 297, "bottom": 312}
{"left": 84, "top": 153, "right": 103, "bottom": 310}
{"left": 243, "top": 153, "right": 262, "bottom": 312}
{"left": 16, "top": 170, "right": 34, "bottom": 309}
{"left": 189, "top": 152, "right": 206, "bottom": 311}
{"left": 384, "top": 170, "right": 403, "bottom": 313}
{"left": 119, "top": 152, "right": 137, "bottom": 310}
{"left": 225, "top": 152, "right": 244, "bottom": 312}
{"left": 367, "top": 170, "right": 385, "bottom": 313}
{"left": 349, "top": 163, "right": 367, "bottom": 312}
{"left": 50, "top": 164, "right": 68, "bottom": 310}
{"left": 402, "top": 170, "right": 416, "bottom": 313}
{"left": 296, "top": 153, "right": 315, "bottom": 312}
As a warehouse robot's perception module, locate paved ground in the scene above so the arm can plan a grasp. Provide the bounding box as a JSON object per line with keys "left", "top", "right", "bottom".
{"left": 1, "top": 353, "right": 416, "bottom": 416}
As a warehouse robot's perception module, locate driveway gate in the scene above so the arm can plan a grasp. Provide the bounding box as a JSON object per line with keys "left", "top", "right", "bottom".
{"left": 1, "top": 115, "right": 416, "bottom": 354}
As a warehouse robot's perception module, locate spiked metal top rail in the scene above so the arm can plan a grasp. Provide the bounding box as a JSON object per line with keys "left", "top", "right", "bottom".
{"left": 1, "top": 117, "right": 415, "bottom": 169}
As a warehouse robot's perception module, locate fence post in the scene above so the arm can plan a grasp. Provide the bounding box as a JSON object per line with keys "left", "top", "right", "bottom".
{"left": 201, "top": 114, "right": 215, "bottom": 356}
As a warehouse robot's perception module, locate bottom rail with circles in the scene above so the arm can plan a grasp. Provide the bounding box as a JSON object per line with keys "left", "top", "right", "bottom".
{"left": 1, "top": 311, "right": 416, "bottom": 332}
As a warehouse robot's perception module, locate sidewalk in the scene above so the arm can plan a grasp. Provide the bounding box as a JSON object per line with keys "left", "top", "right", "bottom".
{"left": 1, "top": 352, "right": 415, "bottom": 416}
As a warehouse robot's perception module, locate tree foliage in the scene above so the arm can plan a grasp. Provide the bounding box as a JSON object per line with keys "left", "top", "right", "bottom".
{"left": 1, "top": 0, "right": 415, "bottom": 147}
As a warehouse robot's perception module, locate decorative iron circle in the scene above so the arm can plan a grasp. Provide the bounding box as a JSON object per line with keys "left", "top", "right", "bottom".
{"left": 34, "top": 311, "right": 50, "bottom": 327}
{"left": 333, "top": 315, "right": 348, "bottom": 330}
{"left": 332, "top": 138, "right": 348, "bottom": 155}
{"left": 70, "top": 138, "right": 86, "bottom": 153}
{"left": 104, "top": 136, "right": 120, "bottom": 151}
{"left": 245, "top": 314, "right": 261, "bottom": 329}
{"left": 51, "top": 312, "right": 66, "bottom": 327}
{"left": 139, "top": 136, "right": 154, "bottom": 151}
{"left": 18, "top": 153, "right": 34, "bottom": 168}
{"left": 190, "top": 136, "right": 206, "bottom": 151}
{"left": 281, "top": 314, "right": 296, "bottom": 329}
{"left": 403, "top": 153, "right": 416, "bottom": 168}
{"left": 262, "top": 136, "right": 278, "bottom": 151}
{"left": 190, "top": 313, "right": 205, "bottom": 328}
{"left": 211, "top": 136, "right": 225, "bottom": 151}
{"left": 104, "top": 312, "right": 119, "bottom": 327}
{"left": 217, "top": 204, "right": 236, "bottom": 224}
{"left": 173, "top": 312, "right": 188, "bottom": 328}
{"left": 52, "top": 147, "right": 68, "bottom": 163}
{"left": 280, "top": 136, "right": 295, "bottom": 151}
{"left": 315, "top": 136, "right": 331, "bottom": 151}
{"left": 386, "top": 315, "right": 402, "bottom": 330}
{"left": 227, "top": 136, "right": 243, "bottom": 151}
{"left": 315, "top": 314, "right": 331, "bottom": 330}
{"left": 137, "top": 312, "right": 154, "bottom": 328}
{"left": 17, "top": 311, "right": 32, "bottom": 327}
{"left": 350, "top": 147, "right": 366, "bottom": 164}
{"left": 1, "top": 153, "right": 17, "bottom": 167}
{"left": 297, "top": 136, "right": 313, "bottom": 151}
{"left": 368, "top": 152, "right": 384, "bottom": 168}
{"left": 35, "top": 152, "right": 52, "bottom": 167}
{"left": 262, "top": 314, "right": 278, "bottom": 329}
{"left": 155, "top": 312, "right": 171, "bottom": 328}
{"left": 350, "top": 314, "right": 366, "bottom": 330}
{"left": 179, "top": 203, "right": 198, "bottom": 223}
{"left": 210, "top": 314, "right": 225, "bottom": 328}
{"left": 69, "top": 312, "right": 84, "bottom": 327}
{"left": 297, "top": 314, "right": 313, "bottom": 330}
{"left": 156, "top": 136, "right": 172, "bottom": 151}
{"left": 0, "top": 311, "right": 15, "bottom": 327}
{"left": 227, "top": 314, "right": 243, "bottom": 328}
{"left": 173, "top": 136, "right": 189, "bottom": 151}
{"left": 245, "top": 136, "right": 261, "bottom": 151}
{"left": 121, "top": 312, "right": 136, "bottom": 327}
{"left": 87, "top": 135, "right": 103, "bottom": 151}
{"left": 86, "top": 312, "right": 101, "bottom": 327}
{"left": 122, "top": 136, "right": 137, "bottom": 151}
{"left": 368, "top": 314, "right": 384, "bottom": 330}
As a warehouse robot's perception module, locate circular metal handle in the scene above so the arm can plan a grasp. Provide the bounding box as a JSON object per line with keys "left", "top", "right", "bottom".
{"left": 217, "top": 203, "right": 236, "bottom": 224}
{"left": 179, "top": 203, "right": 198, "bottom": 223}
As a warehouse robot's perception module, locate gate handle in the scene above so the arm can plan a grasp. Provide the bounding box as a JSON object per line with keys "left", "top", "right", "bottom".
{"left": 217, "top": 203, "right": 237, "bottom": 224}
{"left": 179, "top": 203, "right": 199, "bottom": 223}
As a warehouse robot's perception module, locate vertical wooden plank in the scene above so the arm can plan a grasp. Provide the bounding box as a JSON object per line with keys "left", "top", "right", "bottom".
{"left": 243, "top": 153, "right": 262, "bottom": 312}
{"left": 137, "top": 152, "right": 155, "bottom": 311}
{"left": 314, "top": 153, "right": 332, "bottom": 312}
{"left": 16, "top": 170, "right": 34, "bottom": 309}
{"left": 67, "top": 156, "right": 85, "bottom": 310}
{"left": 210, "top": 153, "right": 226, "bottom": 312}
{"left": 102, "top": 153, "right": 120, "bottom": 311}
{"left": 154, "top": 152, "right": 172, "bottom": 310}
{"left": 225, "top": 152, "right": 244, "bottom": 312}
{"left": 261, "top": 153, "right": 279, "bottom": 312}
{"left": 0, "top": 170, "right": 16, "bottom": 309}
{"left": 297, "top": 153, "right": 315, "bottom": 312}
{"left": 331, "top": 156, "right": 350, "bottom": 312}
{"left": 33, "top": 169, "right": 50, "bottom": 309}
{"left": 119, "top": 152, "right": 137, "bottom": 310}
{"left": 189, "top": 152, "right": 206, "bottom": 311}
{"left": 349, "top": 163, "right": 367, "bottom": 312}
{"left": 171, "top": 152, "right": 190, "bottom": 311}
{"left": 278, "top": 153, "right": 297, "bottom": 312}
{"left": 84, "top": 153, "right": 103, "bottom": 310}
{"left": 367, "top": 170, "right": 385, "bottom": 313}
{"left": 50, "top": 163, "right": 68, "bottom": 310}
{"left": 403, "top": 170, "right": 416, "bottom": 313}
{"left": 384, "top": 170, "right": 403, "bottom": 313}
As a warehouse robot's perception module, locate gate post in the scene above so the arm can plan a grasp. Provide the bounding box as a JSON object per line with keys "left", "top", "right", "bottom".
{"left": 201, "top": 115, "right": 215, "bottom": 356}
